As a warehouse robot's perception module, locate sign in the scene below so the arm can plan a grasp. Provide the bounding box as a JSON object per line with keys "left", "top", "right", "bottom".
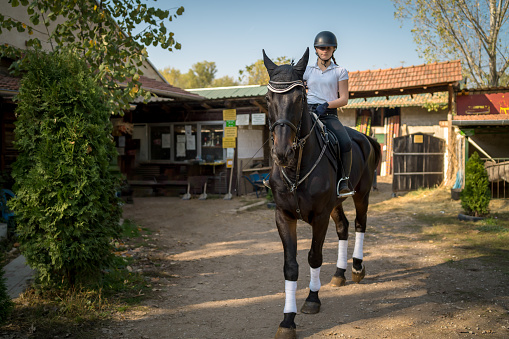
{"left": 413, "top": 135, "right": 423, "bottom": 144}
{"left": 225, "top": 120, "right": 236, "bottom": 127}
{"left": 223, "top": 137, "right": 236, "bottom": 148}
{"left": 456, "top": 92, "right": 509, "bottom": 115}
{"left": 226, "top": 148, "right": 234, "bottom": 158}
{"left": 251, "top": 113, "right": 266, "bottom": 125}
{"left": 223, "top": 109, "right": 237, "bottom": 121}
{"left": 226, "top": 159, "right": 234, "bottom": 168}
{"left": 236, "top": 114, "right": 250, "bottom": 126}
{"left": 224, "top": 126, "right": 237, "bottom": 138}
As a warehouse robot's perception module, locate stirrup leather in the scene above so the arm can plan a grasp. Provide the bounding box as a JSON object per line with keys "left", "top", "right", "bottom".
{"left": 337, "top": 177, "right": 355, "bottom": 197}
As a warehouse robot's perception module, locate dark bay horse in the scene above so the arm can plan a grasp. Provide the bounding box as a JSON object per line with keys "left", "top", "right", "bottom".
{"left": 263, "top": 48, "right": 381, "bottom": 339}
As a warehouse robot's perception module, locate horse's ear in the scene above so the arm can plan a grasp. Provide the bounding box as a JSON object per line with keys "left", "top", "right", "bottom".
{"left": 294, "top": 47, "right": 309, "bottom": 79}
{"left": 263, "top": 49, "right": 277, "bottom": 78}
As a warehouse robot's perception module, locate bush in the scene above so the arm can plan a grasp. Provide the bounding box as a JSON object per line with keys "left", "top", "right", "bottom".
{"left": 460, "top": 152, "right": 491, "bottom": 217}
{"left": 9, "top": 49, "right": 122, "bottom": 287}
{"left": 0, "top": 265, "right": 14, "bottom": 324}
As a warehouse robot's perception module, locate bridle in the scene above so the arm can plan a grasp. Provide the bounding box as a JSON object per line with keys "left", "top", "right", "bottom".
{"left": 267, "top": 79, "right": 329, "bottom": 219}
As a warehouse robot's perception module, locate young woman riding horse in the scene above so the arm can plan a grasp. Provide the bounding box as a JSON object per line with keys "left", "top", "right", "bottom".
{"left": 263, "top": 45, "right": 381, "bottom": 339}
{"left": 305, "top": 30, "right": 353, "bottom": 198}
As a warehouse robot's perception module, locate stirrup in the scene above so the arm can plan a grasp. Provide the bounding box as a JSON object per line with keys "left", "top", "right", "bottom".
{"left": 337, "top": 177, "right": 355, "bottom": 198}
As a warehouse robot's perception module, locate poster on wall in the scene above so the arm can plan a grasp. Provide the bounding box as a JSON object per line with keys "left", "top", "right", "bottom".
{"left": 236, "top": 114, "right": 249, "bottom": 126}
{"left": 251, "top": 113, "right": 266, "bottom": 125}
{"left": 185, "top": 125, "right": 196, "bottom": 150}
{"left": 162, "top": 134, "right": 171, "bottom": 148}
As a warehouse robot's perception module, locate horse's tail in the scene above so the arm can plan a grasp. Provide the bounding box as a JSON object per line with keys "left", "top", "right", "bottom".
{"left": 366, "top": 135, "right": 382, "bottom": 168}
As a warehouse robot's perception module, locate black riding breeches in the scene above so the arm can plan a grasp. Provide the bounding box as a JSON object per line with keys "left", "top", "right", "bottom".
{"left": 309, "top": 105, "right": 352, "bottom": 153}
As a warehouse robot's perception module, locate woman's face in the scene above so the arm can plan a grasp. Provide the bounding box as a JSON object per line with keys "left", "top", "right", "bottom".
{"left": 315, "top": 46, "right": 334, "bottom": 60}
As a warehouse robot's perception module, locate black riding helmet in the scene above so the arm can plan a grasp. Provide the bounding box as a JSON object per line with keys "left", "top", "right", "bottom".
{"left": 314, "top": 31, "right": 337, "bottom": 49}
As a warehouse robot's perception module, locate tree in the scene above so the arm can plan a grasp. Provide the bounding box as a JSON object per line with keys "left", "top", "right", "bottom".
{"left": 212, "top": 75, "right": 240, "bottom": 87}
{"left": 160, "top": 61, "right": 239, "bottom": 88}
{"left": 186, "top": 61, "right": 217, "bottom": 88}
{"left": 392, "top": 0, "right": 509, "bottom": 87}
{"left": 239, "top": 56, "right": 291, "bottom": 85}
{"left": 10, "top": 49, "right": 122, "bottom": 287}
{"left": 0, "top": 0, "right": 185, "bottom": 114}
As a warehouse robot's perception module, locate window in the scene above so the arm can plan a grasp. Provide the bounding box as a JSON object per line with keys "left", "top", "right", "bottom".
{"left": 150, "top": 125, "right": 172, "bottom": 160}
{"left": 134, "top": 121, "right": 225, "bottom": 163}
{"left": 201, "top": 124, "right": 224, "bottom": 163}
{"left": 174, "top": 124, "right": 197, "bottom": 162}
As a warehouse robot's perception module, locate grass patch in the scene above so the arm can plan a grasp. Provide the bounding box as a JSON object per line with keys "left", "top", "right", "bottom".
{"left": 0, "top": 219, "right": 154, "bottom": 338}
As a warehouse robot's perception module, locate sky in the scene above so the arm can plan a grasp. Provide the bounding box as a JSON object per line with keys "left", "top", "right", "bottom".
{"left": 144, "top": 0, "right": 424, "bottom": 80}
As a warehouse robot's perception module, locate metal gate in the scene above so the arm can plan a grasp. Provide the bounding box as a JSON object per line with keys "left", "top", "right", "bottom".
{"left": 392, "top": 133, "right": 446, "bottom": 194}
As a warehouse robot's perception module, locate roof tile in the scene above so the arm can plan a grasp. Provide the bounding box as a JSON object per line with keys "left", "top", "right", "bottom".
{"left": 349, "top": 60, "right": 462, "bottom": 93}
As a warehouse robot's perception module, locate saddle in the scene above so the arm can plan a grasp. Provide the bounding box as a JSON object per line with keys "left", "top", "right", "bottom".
{"left": 311, "top": 112, "right": 339, "bottom": 173}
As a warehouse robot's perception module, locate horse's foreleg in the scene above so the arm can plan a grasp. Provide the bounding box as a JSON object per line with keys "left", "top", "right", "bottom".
{"left": 330, "top": 204, "right": 349, "bottom": 287}
{"left": 275, "top": 209, "right": 298, "bottom": 338}
{"left": 301, "top": 216, "right": 328, "bottom": 314}
{"left": 352, "top": 194, "right": 369, "bottom": 283}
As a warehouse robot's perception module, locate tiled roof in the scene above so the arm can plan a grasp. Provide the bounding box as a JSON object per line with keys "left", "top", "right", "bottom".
{"left": 137, "top": 76, "right": 204, "bottom": 100}
{"left": 345, "top": 92, "right": 448, "bottom": 109}
{"left": 0, "top": 73, "right": 203, "bottom": 100}
{"left": 349, "top": 60, "right": 462, "bottom": 93}
{"left": 453, "top": 113, "right": 509, "bottom": 121}
{"left": 188, "top": 85, "right": 268, "bottom": 100}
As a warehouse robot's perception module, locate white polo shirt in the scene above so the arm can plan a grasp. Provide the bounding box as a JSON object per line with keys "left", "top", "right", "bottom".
{"left": 303, "top": 61, "right": 349, "bottom": 105}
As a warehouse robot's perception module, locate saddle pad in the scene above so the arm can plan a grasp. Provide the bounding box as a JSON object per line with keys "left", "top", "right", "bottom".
{"left": 311, "top": 113, "right": 339, "bottom": 173}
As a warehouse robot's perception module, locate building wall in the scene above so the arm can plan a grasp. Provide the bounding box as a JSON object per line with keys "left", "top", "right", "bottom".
{"left": 400, "top": 106, "right": 448, "bottom": 139}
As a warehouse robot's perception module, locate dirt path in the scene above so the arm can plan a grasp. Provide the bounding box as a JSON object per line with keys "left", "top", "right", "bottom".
{"left": 107, "top": 178, "right": 509, "bottom": 339}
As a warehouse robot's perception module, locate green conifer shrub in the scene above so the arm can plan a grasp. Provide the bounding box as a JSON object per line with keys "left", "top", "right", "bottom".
{"left": 460, "top": 151, "right": 491, "bottom": 217}
{"left": 9, "top": 49, "right": 122, "bottom": 287}
{"left": 0, "top": 265, "right": 14, "bottom": 324}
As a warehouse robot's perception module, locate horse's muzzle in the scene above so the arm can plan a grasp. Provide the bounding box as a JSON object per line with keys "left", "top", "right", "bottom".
{"left": 271, "top": 145, "right": 295, "bottom": 167}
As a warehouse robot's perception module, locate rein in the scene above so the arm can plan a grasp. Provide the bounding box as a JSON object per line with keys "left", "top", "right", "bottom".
{"left": 268, "top": 80, "right": 329, "bottom": 219}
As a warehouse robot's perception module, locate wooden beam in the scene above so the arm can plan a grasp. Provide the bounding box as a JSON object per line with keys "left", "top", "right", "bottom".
{"left": 250, "top": 99, "right": 268, "bottom": 113}
{"left": 183, "top": 103, "right": 193, "bottom": 112}
{"left": 201, "top": 102, "right": 212, "bottom": 110}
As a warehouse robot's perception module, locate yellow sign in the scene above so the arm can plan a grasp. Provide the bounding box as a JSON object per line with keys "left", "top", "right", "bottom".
{"left": 223, "top": 137, "right": 236, "bottom": 148}
{"left": 223, "top": 109, "right": 237, "bottom": 121}
{"left": 414, "top": 135, "right": 424, "bottom": 144}
{"left": 224, "top": 126, "right": 237, "bottom": 138}
{"left": 226, "top": 159, "right": 234, "bottom": 168}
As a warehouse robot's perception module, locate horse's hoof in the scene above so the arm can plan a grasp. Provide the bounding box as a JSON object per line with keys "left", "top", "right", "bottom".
{"left": 301, "top": 301, "right": 320, "bottom": 314}
{"left": 275, "top": 326, "right": 297, "bottom": 339}
{"left": 352, "top": 266, "right": 366, "bottom": 283}
{"left": 330, "top": 275, "right": 346, "bottom": 287}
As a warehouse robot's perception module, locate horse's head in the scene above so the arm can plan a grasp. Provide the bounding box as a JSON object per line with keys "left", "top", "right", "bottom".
{"left": 263, "top": 48, "right": 309, "bottom": 167}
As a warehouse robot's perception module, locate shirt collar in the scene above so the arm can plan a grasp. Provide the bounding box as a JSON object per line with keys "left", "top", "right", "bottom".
{"left": 311, "top": 60, "right": 338, "bottom": 71}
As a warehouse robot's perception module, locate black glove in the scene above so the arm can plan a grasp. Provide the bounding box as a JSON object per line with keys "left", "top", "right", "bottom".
{"left": 315, "top": 102, "right": 329, "bottom": 116}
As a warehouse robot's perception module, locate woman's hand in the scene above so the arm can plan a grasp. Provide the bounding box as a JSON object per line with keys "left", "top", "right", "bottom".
{"left": 315, "top": 102, "right": 329, "bottom": 115}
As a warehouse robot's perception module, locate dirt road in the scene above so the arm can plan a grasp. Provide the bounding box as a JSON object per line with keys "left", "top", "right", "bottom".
{"left": 111, "top": 178, "right": 509, "bottom": 339}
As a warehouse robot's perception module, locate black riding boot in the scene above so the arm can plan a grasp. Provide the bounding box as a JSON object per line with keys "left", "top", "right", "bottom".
{"left": 337, "top": 149, "right": 353, "bottom": 197}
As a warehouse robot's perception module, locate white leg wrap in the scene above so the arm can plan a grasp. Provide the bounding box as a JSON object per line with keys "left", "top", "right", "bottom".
{"left": 337, "top": 240, "right": 348, "bottom": 269}
{"left": 309, "top": 267, "right": 321, "bottom": 292}
{"left": 353, "top": 232, "right": 365, "bottom": 260}
{"left": 283, "top": 280, "right": 297, "bottom": 314}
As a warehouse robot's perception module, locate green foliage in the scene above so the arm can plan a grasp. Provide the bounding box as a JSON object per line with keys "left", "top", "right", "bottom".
{"left": 0, "top": 0, "right": 185, "bottom": 114}
{"left": 9, "top": 49, "right": 122, "bottom": 287}
{"left": 460, "top": 152, "right": 491, "bottom": 217}
{"left": 160, "top": 61, "right": 240, "bottom": 89}
{"left": 392, "top": 0, "right": 509, "bottom": 87}
{"left": 0, "top": 261, "right": 14, "bottom": 325}
{"left": 239, "top": 56, "right": 291, "bottom": 85}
